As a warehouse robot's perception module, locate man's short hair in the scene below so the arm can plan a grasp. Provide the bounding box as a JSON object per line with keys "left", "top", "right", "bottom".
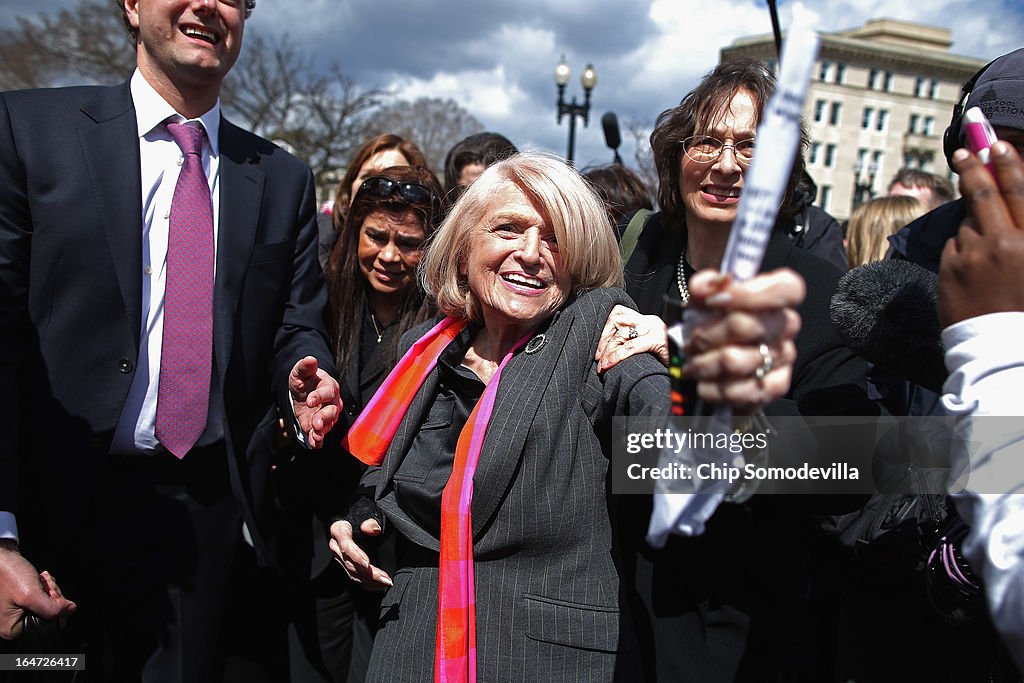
{"left": 442, "top": 132, "right": 518, "bottom": 193}
{"left": 887, "top": 168, "right": 954, "bottom": 205}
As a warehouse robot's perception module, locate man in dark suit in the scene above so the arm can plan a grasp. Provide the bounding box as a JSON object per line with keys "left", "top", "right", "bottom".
{"left": 0, "top": 0, "right": 341, "bottom": 679}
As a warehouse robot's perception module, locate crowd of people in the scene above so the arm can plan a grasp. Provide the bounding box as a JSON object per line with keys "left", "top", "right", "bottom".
{"left": 0, "top": 1, "right": 1022, "bottom": 681}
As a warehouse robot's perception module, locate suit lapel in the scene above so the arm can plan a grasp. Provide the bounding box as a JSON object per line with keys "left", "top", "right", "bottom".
{"left": 213, "top": 120, "right": 264, "bottom": 384}
{"left": 470, "top": 310, "right": 572, "bottom": 538}
{"left": 78, "top": 82, "right": 144, "bottom": 350}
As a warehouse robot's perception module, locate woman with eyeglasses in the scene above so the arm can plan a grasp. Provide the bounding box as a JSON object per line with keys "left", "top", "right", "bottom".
{"left": 281, "top": 165, "right": 444, "bottom": 683}
{"left": 597, "top": 59, "right": 873, "bottom": 681}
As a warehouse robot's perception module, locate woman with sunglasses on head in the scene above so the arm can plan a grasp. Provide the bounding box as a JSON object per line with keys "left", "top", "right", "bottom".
{"left": 327, "top": 167, "right": 443, "bottom": 389}
{"left": 317, "top": 134, "right": 430, "bottom": 270}
{"left": 596, "top": 60, "right": 874, "bottom": 681}
{"left": 283, "top": 165, "right": 444, "bottom": 683}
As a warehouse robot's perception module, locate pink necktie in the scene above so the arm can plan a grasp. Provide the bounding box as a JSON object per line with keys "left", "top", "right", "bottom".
{"left": 155, "top": 121, "right": 214, "bottom": 458}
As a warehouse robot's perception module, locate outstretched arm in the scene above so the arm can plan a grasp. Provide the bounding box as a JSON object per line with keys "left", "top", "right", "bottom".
{"left": 289, "top": 356, "right": 342, "bottom": 449}
{"left": 596, "top": 269, "right": 805, "bottom": 414}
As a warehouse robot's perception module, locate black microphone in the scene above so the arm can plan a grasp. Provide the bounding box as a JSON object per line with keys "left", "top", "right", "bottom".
{"left": 601, "top": 112, "right": 621, "bottom": 151}
{"left": 830, "top": 259, "right": 947, "bottom": 393}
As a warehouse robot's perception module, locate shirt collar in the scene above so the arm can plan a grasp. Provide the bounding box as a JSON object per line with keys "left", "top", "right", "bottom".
{"left": 130, "top": 68, "right": 221, "bottom": 155}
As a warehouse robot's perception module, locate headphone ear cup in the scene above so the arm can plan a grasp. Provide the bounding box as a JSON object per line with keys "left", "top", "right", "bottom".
{"left": 943, "top": 110, "right": 963, "bottom": 168}
{"left": 944, "top": 56, "right": 997, "bottom": 170}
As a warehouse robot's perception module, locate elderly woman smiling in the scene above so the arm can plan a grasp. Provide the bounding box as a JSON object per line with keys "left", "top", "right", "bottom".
{"left": 331, "top": 151, "right": 669, "bottom": 681}
{"left": 331, "top": 149, "right": 807, "bottom": 682}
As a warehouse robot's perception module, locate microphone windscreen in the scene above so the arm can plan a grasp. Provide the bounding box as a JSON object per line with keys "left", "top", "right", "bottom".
{"left": 601, "top": 112, "right": 621, "bottom": 150}
{"left": 830, "top": 259, "right": 947, "bottom": 393}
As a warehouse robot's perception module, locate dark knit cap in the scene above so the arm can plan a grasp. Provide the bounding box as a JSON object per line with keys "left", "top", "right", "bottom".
{"left": 965, "top": 47, "right": 1024, "bottom": 133}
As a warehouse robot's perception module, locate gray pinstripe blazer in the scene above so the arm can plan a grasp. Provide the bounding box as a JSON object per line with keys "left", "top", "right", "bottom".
{"left": 361, "top": 287, "right": 668, "bottom": 682}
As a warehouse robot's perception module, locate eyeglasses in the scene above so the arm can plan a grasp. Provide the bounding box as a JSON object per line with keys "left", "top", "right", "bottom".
{"left": 681, "top": 136, "right": 756, "bottom": 164}
{"left": 358, "top": 177, "right": 438, "bottom": 207}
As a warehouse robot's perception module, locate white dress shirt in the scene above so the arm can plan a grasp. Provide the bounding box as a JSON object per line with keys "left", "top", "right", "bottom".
{"left": 109, "top": 69, "right": 225, "bottom": 454}
{"left": 942, "top": 311, "right": 1024, "bottom": 671}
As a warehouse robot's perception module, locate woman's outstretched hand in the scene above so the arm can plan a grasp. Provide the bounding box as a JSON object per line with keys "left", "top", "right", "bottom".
{"left": 329, "top": 518, "right": 393, "bottom": 589}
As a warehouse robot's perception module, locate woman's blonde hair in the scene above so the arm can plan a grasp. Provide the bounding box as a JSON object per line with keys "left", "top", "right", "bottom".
{"left": 846, "top": 196, "right": 927, "bottom": 268}
{"left": 419, "top": 150, "right": 623, "bottom": 322}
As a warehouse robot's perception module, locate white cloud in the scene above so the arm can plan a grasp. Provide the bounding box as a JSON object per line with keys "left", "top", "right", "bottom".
{"left": 387, "top": 65, "right": 529, "bottom": 121}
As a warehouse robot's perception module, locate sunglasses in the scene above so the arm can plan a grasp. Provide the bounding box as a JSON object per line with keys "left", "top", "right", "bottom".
{"left": 358, "top": 176, "right": 438, "bottom": 207}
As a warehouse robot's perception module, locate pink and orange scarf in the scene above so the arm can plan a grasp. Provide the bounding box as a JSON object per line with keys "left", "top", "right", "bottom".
{"left": 343, "top": 315, "right": 531, "bottom": 683}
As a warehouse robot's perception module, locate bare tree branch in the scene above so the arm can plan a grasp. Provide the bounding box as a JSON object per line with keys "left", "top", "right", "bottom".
{"left": 369, "top": 97, "right": 485, "bottom": 174}
{"left": 223, "top": 35, "right": 385, "bottom": 185}
{"left": 0, "top": 0, "right": 133, "bottom": 89}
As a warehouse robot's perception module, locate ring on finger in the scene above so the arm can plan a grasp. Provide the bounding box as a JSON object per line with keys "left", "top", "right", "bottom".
{"left": 755, "top": 343, "right": 773, "bottom": 380}
{"left": 626, "top": 325, "right": 639, "bottom": 341}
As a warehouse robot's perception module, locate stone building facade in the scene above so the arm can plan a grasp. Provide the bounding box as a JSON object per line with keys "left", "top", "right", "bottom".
{"left": 722, "top": 18, "right": 985, "bottom": 221}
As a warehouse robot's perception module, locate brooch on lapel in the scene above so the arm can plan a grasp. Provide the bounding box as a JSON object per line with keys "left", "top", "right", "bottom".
{"left": 524, "top": 334, "right": 546, "bottom": 355}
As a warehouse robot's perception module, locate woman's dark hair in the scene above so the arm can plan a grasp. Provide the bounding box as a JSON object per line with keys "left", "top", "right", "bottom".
{"left": 330, "top": 134, "right": 430, "bottom": 233}
{"left": 325, "top": 165, "right": 443, "bottom": 371}
{"left": 649, "top": 59, "right": 809, "bottom": 229}
{"left": 581, "top": 163, "right": 654, "bottom": 227}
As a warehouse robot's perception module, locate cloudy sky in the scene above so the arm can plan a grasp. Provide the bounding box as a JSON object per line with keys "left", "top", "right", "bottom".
{"left": 2, "top": 0, "right": 1022, "bottom": 170}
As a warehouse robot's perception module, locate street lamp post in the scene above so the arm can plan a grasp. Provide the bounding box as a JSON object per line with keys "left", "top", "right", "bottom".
{"left": 554, "top": 57, "right": 597, "bottom": 165}
{"left": 851, "top": 160, "right": 878, "bottom": 211}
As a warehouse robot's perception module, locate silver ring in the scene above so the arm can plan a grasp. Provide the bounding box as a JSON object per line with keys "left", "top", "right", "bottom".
{"left": 626, "top": 325, "right": 639, "bottom": 341}
{"left": 755, "top": 343, "right": 773, "bottom": 380}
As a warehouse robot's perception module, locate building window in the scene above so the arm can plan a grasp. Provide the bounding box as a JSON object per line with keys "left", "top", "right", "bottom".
{"left": 830, "top": 102, "right": 842, "bottom": 126}
{"left": 819, "top": 60, "right": 831, "bottom": 82}
{"left": 929, "top": 79, "right": 939, "bottom": 99}
{"left": 884, "top": 71, "right": 894, "bottom": 92}
{"left": 876, "top": 109, "right": 889, "bottom": 132}
{"left": 814, "top": 99, "right": 825, "bottom": 123}
{"left": 835, "top": 63, "right": 846, "bottom": 84}
{"left": 872, "top": 150, "right": 884, "bottom": 173}
{"left": 809, "top": 142, "right": 821, "bottom": 165}
{"left": 909, "top": 113, "right": 920, "bottom": 134}
{"left": 858, "top": 148, "right": 869, "bottom": 169}
{"left": 820, "top": 185, "right": 833, "bottom": 212}
{"left": 862, "top": 107, "right": 873, "bottom": 129}
{"left": 924, "top": 116, "right": 935, "bottom": 136}
{"left": 869, "top": 68, "right": 880, "bottom": 90}
{"left": 915, "top": 76, "right": 927, "bottom": 98}
{"left": 825, "top": 143, "right": 837, "bottom": 168}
